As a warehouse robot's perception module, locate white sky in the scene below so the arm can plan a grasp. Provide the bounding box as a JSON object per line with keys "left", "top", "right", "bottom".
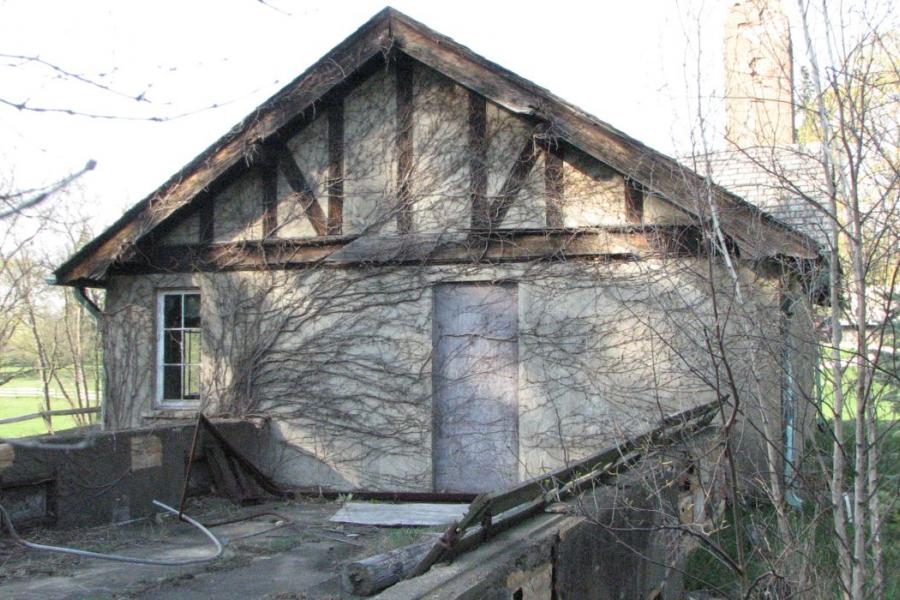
{"left": 0, "top": 0, "right": 802, "bottom": 236}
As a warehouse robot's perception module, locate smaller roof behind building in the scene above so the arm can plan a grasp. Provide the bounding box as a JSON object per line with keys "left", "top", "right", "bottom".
{"left": 701, "top": 145, "right": 831, "bottom": 249}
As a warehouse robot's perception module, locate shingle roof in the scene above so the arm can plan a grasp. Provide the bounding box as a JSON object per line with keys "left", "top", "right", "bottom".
{"left": 700, "top": 145, "right": 832, "bottom": 249}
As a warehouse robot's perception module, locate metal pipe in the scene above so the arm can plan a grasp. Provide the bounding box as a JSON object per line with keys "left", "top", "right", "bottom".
{"left": 0, "top": 500, "right": 223, "bottom": 566}
{"left": 73, "top": 286, "right": 106, "bottom": 429}
{"left": 782, "top": 296, "right": 803, "bottom": 509}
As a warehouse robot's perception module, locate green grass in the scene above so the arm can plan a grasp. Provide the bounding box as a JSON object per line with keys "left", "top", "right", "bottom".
{"left": 0, "top": 368, "right": 100, "bottom": 438}
{"left": 818, "top": 358, "right": 900, "bottom": 421}
{"left": 0, "top": 396, "right": 90, "bottom": 438}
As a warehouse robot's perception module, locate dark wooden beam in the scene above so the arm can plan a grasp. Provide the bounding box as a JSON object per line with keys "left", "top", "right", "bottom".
{"left": 487, "top": 137, "right": 539, "bottom": 228}
{"left": 111, "top": 226, "right": 703, "bottom": 276}
{"left": 327, "top": 102, "right": 345, "bottom": 235}
{"left": 199, "top": 196, "right": 214, "bottom": 246}
{"left": 468, "top": 91, "right": 489, "bottom": 230}
{"left": 276, "top": 144, "right": 329, "bottom": 236}
{"left": 395, "top": 53, "right": 414, "bottom": 234}
{"left": 543, "top": 142, "right": 564, "bottom": 228}
{"left": 625, "top": 178, "right": 644, "bottom": 224}
{"left": 261, "top": 160, "right": 278, "bottom": 237}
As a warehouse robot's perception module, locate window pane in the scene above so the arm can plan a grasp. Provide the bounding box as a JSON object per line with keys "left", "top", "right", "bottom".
{"left": 163, "top": 365, "right": 182, "bottom": 400}
{"left": 184, "top": 365, "right": 200, "bottom": 399}
{"left": 163, "top": 330, "right": 182, "bottom": 364}
{"left": 185, "top": 330, "right": 201, "bottom": 365}
{"left": 184, "top": 294, "right": 201, "bottom": 328}
{"left": 164, "top": 295, "right": 182, "bottom": 328}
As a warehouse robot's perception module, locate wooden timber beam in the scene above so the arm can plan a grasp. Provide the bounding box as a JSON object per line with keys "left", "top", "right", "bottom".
{"left": 543, "top": 141, "right": 564, "bottom": 228}
{"left": 468, "top": 91, "right": 489, "bottom": 230}
{"left": 261, "top": 159, "right": 278, "bottom": 237}
{"left": 395, "top": 53, "right": 414, "bottom": 234}
{"left": 327, "top": 102, "right": 345, "bottom": 235}
{"left": 199, "top": 196, "right": 214, "bottom": 246}
{"left": 109, "top": 226, "right": 704, "bottom": 276}
{"left": 276, "top": 143, "right": 329, "bottom": 236}
{"left": 625, "top": 178, "right": 644, "bottom": 225}
{"left": 486, "top": 136, "right": 539, "bottom": 229}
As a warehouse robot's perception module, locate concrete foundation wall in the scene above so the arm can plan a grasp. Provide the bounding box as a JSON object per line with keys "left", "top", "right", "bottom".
{"left": 0, "top": 420, "right": 263, "bottom": 529}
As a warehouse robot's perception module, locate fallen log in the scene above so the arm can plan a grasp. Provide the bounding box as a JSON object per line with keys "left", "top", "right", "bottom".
{"left": 342, "top": 540, "right": 435, "bottom": 596}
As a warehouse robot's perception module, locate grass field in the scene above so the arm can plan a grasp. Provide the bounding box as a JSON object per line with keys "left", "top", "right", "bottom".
{"left": 0, "top": 368, "right": 100, "bottom": 439}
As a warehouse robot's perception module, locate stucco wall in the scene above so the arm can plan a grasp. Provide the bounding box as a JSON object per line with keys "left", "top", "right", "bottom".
{"left": 102, "top": 256, "right": 806, "bottom": 491}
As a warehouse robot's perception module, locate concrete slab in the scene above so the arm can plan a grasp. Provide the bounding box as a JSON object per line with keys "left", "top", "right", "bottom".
{"left": 329, "top": 502, "right": 468, "bottom": 527}
{"left": 0, "top": 497, "right": 436, "bottom": 599}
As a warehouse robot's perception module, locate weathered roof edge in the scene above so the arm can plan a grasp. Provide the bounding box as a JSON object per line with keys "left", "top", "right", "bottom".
{"left": 55, "top": 7, "right": 820, "bottom": 286}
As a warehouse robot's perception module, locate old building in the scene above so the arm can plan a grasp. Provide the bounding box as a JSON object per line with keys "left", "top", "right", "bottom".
{"left": 54, "top": 8, "right": 822, "bottom": 493}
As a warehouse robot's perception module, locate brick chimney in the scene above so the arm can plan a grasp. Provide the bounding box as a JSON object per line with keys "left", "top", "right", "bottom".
{"left": 724, "top": 0, "right": 796, "bottom": 147}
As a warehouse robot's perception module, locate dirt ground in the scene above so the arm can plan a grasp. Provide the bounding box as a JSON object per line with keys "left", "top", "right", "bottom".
{"left": 0, "top": 496, "right": 440, "bottom": 599}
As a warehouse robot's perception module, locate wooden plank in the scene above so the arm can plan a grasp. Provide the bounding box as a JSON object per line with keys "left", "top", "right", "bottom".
{"left": 625, "top": 179, "right": 644, "bottom": 224}
{"left": 111, "top": 226, "right": 702, "bottom": 276}
{"left": 544, "top": 142, "right": 564, "bottom": 227}
{"left": 487, "top": 136, "right": 539, "bottom": 228}
{"left": 277, "top": 144, "right": 329, "bottom": 236}
{"left": 205, "top": 445, "right": 249, "bottom": 504}
{"left": 199, "top": 415, "right": 292, "bottom": 499}
{"left": 468, "top": 91, "right": 489, "bottom": 230}
{"left": 261, "top": 160, "right": 278, "bottom": 237}
{"left": 329, "top": 502, "right": 469, "bottom": 526}
{"left": 327, "top": 102, "right": 344, "bottom": 235}
{"left": 199, "top": 196, "right": 214, "bottom": 246}
{"left": 395, "top": 52, "right": 414, "bottom": 234}
{"left": 406, "top": 401, "right": 718, "bottom": 580}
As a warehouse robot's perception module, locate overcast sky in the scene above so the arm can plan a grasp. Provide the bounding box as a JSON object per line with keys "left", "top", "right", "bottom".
{"left": 0, "top": 0, "right": 784, "bottom": 235}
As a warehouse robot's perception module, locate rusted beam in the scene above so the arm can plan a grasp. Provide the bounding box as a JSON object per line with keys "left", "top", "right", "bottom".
{"left": 327, "top": 102, "right": 345, "bottom": 235}
{"left": 277, "top": 144, "right": 329, "bottom": 236}
{"left": 468, "top": 91, "right": 489, "bottom": 229}
{"left": 395, "top": 53, "right": 414, "bottom": 234}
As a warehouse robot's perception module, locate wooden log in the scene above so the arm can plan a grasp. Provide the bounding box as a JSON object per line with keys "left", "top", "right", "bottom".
{"left": 342, "top": 540, "right": 435, "bottom": 596}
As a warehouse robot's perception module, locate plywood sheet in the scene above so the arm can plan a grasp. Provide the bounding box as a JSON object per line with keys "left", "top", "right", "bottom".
{"left": 329, "top": 502, "right": 468, "bottom": 526}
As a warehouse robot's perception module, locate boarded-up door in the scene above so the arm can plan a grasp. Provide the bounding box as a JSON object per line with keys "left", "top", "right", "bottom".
{"left": 432, "top": 283, "right": 519, "bottom": 492}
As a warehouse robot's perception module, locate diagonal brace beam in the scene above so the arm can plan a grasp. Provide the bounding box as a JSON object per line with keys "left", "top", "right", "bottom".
{"left": 276, "top": 144, "right": 328, "bottom": 236}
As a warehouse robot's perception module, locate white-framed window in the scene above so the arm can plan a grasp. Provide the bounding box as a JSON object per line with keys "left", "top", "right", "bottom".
{"left": 156, "top": 290, "right": 201, "bottom": 407}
